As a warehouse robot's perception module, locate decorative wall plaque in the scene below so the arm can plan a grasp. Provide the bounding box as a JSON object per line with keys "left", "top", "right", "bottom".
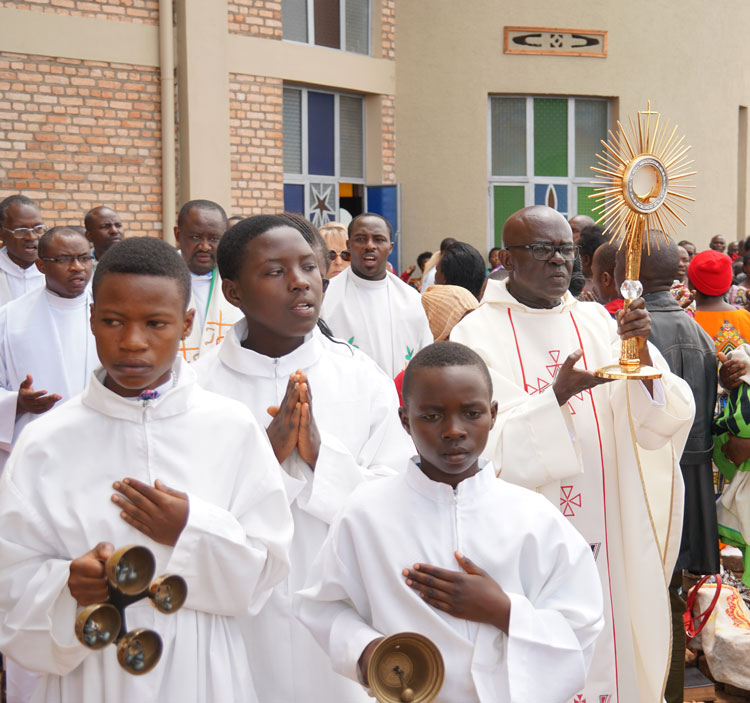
{"left": 504, "top": 27, "right": 607, "bottom": 58}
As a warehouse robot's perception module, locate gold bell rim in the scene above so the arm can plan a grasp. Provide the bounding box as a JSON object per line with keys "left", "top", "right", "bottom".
{"left": 594, "top": 363, "right": 662, "bottom": 380}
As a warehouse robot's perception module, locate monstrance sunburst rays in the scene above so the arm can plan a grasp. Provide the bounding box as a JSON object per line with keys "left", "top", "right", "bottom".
{"left": 588, "top": 101, "right": 696, "bottom": 380}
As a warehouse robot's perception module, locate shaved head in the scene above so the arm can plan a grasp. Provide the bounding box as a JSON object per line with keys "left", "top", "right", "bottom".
{"left": 569, "top": 214, "right": 595, "bottom": 241}
{"left": 615, "top": 231, "right": 679, "bottom": 294}
{"left": 502, "top": 205, "right": 572, "bottom": 247}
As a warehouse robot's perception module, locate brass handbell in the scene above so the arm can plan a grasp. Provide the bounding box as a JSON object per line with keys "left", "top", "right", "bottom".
{"left": 368, "top": 633, "right": 444, "bottom": 703}
{"left": 74, "top": 545, "right": 187, "bottom": 675}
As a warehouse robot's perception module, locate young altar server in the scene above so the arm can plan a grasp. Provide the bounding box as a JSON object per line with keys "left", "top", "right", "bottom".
{"left": 0, "top": 227, "right": 99, "bottom": 472}
{"left": 0, "top": 237, "right": 293, "bottom": 703}
{"left": 194, "top": 214, "right": 414, "bottom": 703}
{"left": 295, "top": 342, "right": 605, "bottom": 703}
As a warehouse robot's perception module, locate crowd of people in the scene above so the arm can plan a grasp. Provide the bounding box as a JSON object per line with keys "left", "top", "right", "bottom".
{"left": 0, "top": 192, "right": 744, "bottom": 703}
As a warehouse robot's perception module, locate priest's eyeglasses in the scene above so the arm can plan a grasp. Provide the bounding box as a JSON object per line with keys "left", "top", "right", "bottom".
{"left": 2, "top": 224, "right": 48, "bottom": 238}
{"left": 40, "top": 254, "right": 95, "bottom": 265}
{"left": 504, "top": 243, "right": 580, "bottom": 261}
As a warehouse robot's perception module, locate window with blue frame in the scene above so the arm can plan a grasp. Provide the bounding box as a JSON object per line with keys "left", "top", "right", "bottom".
{"left": 488, "top": 96, "right": 609, "bottom": 246}
{"left": 283, "top": 86, "right": 365, "bottom": 226}
{"left": 282, "top": 0, "right": 369, "bottom": 55}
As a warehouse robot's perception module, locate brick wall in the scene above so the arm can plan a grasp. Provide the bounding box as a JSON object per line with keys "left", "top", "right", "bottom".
{"left": 0, "top": 52, "right": 163, "bottom": 234}
{"left": 0, "top": 0, "right": 159, "bottom": 24}
{"left": 380, "top": 0, "right": 395, "bottom": 59}
{"left": 227, "top": 0, "right": 282, "bottom": 38}
{"left": 381, "top": 94, "right": 395, "bottom": 184}
{"left": 229, "top": 73, "right": 284, "bottom": 216}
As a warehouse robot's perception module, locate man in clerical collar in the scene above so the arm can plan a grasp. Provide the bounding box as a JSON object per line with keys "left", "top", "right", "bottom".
{"left": 451, "top": 205, "right": 694, "bottom": 703}
{"left": 173, "top": 199, "right": 241, "bottom": 361}
{"left": 83, "top": 205, "right": 124, "bottom": 261}
{"left": 0, "top": 194, "right": 46, "bottom": 305}
{"left": 321, "top": 213, "right": 432, "bottom": 378}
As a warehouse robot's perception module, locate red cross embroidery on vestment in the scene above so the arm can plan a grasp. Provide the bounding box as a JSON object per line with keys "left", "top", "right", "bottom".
{"left": 560, "top": 485, "right": 582, "bottom": 517}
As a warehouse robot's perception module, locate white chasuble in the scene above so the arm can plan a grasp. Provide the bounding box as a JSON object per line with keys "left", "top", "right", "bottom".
{"left": 0, "top": 248, "right": 44, "bottom": 306}
{"left": 451, "top": 279, "right": 694, "bottom": 703}
{"left": 294, "top": 461, "right": 605, "bottom": 703}
{"left": 0, "top": 359, "right": 293, "bottom": 703}
{"left": 0, "top": 286, "right": 99, "bottom": 470}
{"left": 321, "top": 266, "right": 433, "bottom": 378}
{"left": 179, "top": 267, "right": 241, "bottom": 362}
{"left": 194, "top": 321, "right": 414, "bottom": 703}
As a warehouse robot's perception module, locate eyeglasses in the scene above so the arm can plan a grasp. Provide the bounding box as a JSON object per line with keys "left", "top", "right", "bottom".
{"left": 40, "top": 254, "right": 94, "bottom": 265}
{"left": 2, "top": 224, "right": 48, "bottom": 239}
{"left": 328, "top": 250, "right": 351, "bottom": 262}
{"left": 504, "top": 243, "right": 580, "bottom": 261}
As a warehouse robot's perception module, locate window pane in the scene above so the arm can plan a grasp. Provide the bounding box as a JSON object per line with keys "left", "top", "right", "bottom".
{"left": 490, "top": 97, "right": 526, "bottom": 177}
{"left": 345, "top": 0, "right": 369, "bottom": 54}
{"left": 575, "top": 99, "right": 608, "bottom": 178}
{"left": 284, "top": 183, "right": 305, "bottom": 214}
{"left": 308, "top": 91, "right": 335, "bottom": 176}
{"left": 283, "top": 88, "right": 302, "bottom": 174}
{"left": 314, "top": 0, "right": 340, "bottom": 48}
{"left": 282, "top": 0, "right": 308, "bottom": 42}
{"left": 493, "top": 185, "right": 525, "bottom": 247}
{"left": 339, "top": 95, "right": 363, "bottom": 178}
{"left": 576, "top": 186, "right": 598, "bottom": 219}
{"left": 534, "top": 98, "right": 568, "bottom": 177}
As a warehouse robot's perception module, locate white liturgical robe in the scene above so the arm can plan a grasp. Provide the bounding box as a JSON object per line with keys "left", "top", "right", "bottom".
{"left": 294, "top": 460, "right": 605, "bottom": 703}
{"left": 451, "top": 279, "right": 694, "bottom": 703}
{"left": 195, "top": 321, "right": 414, "bottom": 703}
{"left": 179, "top": 267, "right": 241, "bottom": 362}
{"left": 0, "top": 359, "right": 293, "bottom": 703}
{"left": 321, "top": 266, "right": 433, "bottom": 378}
{"left": 0, "top": 248, "right": 44, "bottom": 306}
{"left": 0, "top": 286, "right": 99, "bottom": 470}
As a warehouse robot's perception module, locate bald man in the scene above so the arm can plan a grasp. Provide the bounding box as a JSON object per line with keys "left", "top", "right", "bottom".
{"left": 617, "top": 234, "right": 718, "bottom": 703}
{"left": 451, "top": 205, "right": 694, "bottom": 703}
{"left": 83, "top": 205, "right": 123, "bottom": 260}
{"left": 569, "top": 214, "right": 595, "bottom": 243}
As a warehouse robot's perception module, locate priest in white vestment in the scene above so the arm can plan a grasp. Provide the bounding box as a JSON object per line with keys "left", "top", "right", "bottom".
{"left": 0, "top": 194, "right": 46, "bottom": 305}
{"left": 174, "top": 199, "right": 241, "bottom": 362}
{"left": 195, "top": 215, "right": 415, "bottom": 703}
{"left": 0, "top": 227, "right": 99, "bottom": 473}
{"left": 321, "top": 213, "right": 432, "bottom": 378}
{"left": 451, "top": 206, "right": 694, "bottom": 703}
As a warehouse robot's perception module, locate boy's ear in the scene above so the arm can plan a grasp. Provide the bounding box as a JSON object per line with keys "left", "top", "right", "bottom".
{"left": 489, "top": 400, "right": 498, "bottom": 429}
{"left": 182, "top": 308, "right": 195, "bottom": 340}
{"left": 398, "top": 405, "right": 412, "bottom": 436}
{"left": 222, "top": 278, "right": 243, "bottom": 310}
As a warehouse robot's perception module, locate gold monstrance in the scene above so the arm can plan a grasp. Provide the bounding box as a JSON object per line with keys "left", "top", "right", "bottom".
{"left": 590, "top": 102, "right": 696, "bottom": 379}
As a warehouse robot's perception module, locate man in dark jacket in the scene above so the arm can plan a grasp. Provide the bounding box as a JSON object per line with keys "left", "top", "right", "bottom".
{"left": 616, "top": 233, "right": 719, "bottom": 703}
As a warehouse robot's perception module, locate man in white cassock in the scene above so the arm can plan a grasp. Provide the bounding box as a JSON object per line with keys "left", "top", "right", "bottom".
{"left": 194, "top": 215, "right": 414, "bottom": 703}
{"left": 0, "top": 236, "right": 293, "bottom": 703}
{"left": 0, "top": 227, "right": 99, "bottom": 475}
{"left": 451, "top": 206, "right": 694, "bottom": 703}
{"left": 295, "top": 342, "right": 605, "bottom": 703}
{"left": 321, "top": 213, "right": 432, "bottom": 378}
{"left": 0, "top": 195, "right": 46, "bottom": 304}
{"left": 174, "top": 200, "right": 241, "bottom": 362}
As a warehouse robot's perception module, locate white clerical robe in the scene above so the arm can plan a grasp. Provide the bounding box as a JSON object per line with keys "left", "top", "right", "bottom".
{"left": 451, "top": 279, "right": 694, "bottom": 703}
{"left": 0, "top": 286, "right": 99, "bottom": 469}
{"left": 179, "top": 267, "right": 242, "bottom": 362}
{"left": 0, "top": 248, "right": 44, "bottom": 305}
{"left": 294, "top": 460, "right": 605, "bottom": 703}
{"left": 0, "top": 358, "right": 293, "bottom": 703}
{"left": 321, "top": 266, "right": 433, "bottom": 378}
{"left": 194, "top": 321, "right": 414, "bottom": 703}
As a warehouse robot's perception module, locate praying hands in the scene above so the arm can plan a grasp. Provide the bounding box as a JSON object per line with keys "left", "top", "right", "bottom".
{"left": 266, "top": 370, "right": 321, "bottom": 469}
{"left": 112, "top": 478, "right": 189, "bottom": 547}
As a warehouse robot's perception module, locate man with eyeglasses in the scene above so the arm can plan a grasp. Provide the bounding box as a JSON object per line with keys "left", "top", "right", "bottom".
{"left": 452, "top": 205, "right": 694, "bottom": 703}
{"left": 174, "top": 199, "right": 241, "bottom": 362}
{"left": 0, "top": 194, "right": 46, "bottom": 306}
{"left": 83, "top": 205, "right": 124, "bottom": 260}
{"left": 0, "top": 225, "right": 98, "bottom": 702}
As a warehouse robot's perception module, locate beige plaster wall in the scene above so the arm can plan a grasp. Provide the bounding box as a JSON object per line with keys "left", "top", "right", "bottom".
{"left": 395, "top": 0, "right": 750, "bottom": 265}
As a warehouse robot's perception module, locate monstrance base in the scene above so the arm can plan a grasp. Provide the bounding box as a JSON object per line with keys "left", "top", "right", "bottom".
{"left": 594, "top": 363, "right": 662, "bottom": 380}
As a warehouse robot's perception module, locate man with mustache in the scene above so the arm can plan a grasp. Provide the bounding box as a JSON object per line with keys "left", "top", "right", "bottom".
{"left": 0, "top": 194, "right": 46, "bottom": 305}
{"left": 174, "top": 199, "right": 241, "bottom": 361}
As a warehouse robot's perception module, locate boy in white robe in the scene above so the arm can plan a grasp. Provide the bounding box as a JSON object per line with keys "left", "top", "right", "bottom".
{"left": 194, "top": 214, "right": 414, "bottom": 703}
{"left": 0, "top": 194, "right": 46, "bottom": 305}
{"left": 295, "top": 342, "right": 604, "bottom": 703}
{"left": 173, "top": 200, "right": 241, "bottom": 362}
{"left": 0, "top": 237, "right": 293, "bottom": 703}
{"left": 321, "top": 213, "right": 432, "bottom": 378}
